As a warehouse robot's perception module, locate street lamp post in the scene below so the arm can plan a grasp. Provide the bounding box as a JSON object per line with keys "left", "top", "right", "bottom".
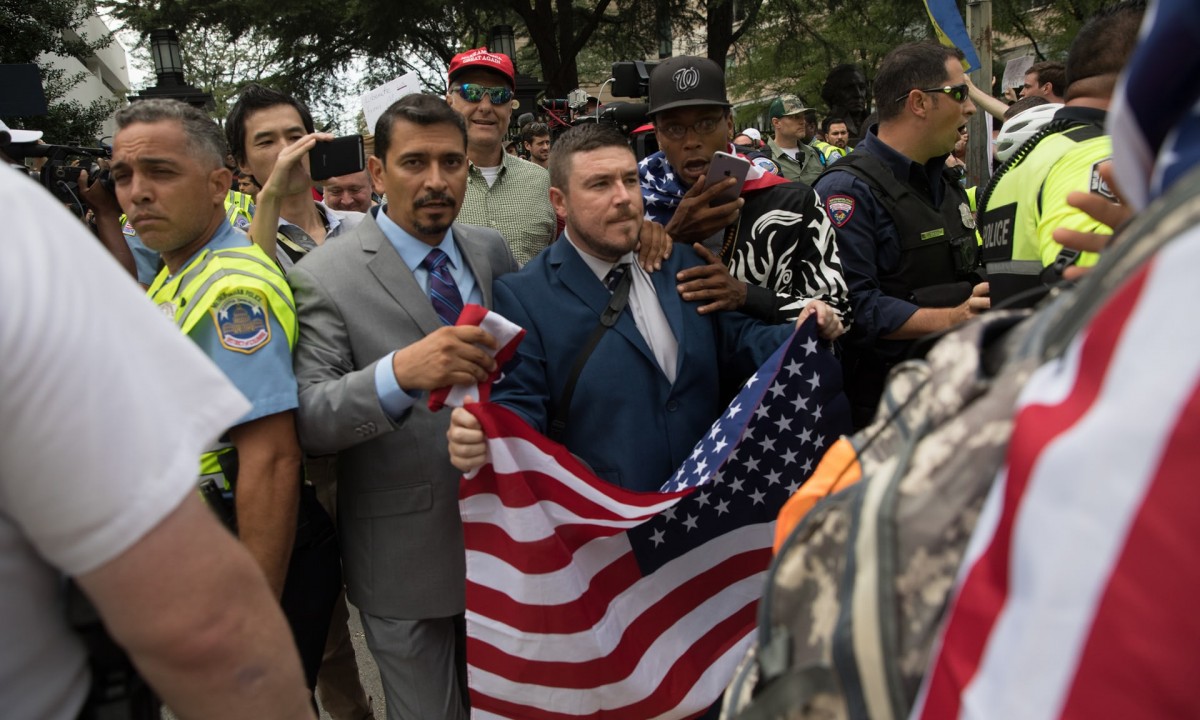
{"left": 488, "top": 25, "right": 517, "bottom": 69}
{"left": 128, "top": 28, "right": 214, "bottom": 110}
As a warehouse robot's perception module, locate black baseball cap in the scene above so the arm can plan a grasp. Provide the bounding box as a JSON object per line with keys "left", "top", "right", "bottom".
{"left": 647, "top": 56, "right": 731, "bottom": 116}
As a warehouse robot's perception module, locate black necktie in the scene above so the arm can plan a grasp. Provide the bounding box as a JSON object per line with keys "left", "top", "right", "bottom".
{"left": 604, "top": 262, "right": 630, "bottom": 293}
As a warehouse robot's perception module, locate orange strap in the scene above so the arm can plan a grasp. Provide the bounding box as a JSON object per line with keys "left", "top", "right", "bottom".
{"left": 773, "top": 438, "right": 863, "bottom": 553}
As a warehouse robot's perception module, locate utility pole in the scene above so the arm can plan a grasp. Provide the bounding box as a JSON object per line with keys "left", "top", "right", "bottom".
{"left": 966, "top": 0, "right": 993, "bottom": 191}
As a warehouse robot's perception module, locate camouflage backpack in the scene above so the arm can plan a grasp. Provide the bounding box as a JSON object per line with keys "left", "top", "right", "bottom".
{"left": 720, "top": 162, "right": 1200, "bottom": 720}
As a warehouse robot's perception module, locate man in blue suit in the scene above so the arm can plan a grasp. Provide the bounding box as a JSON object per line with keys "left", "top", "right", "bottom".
{"left": 449, "top": 123, "right": 831, "bottom": 492}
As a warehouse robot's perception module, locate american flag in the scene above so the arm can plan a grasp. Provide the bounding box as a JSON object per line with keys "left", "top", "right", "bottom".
{"left": 1108, "top": 0, "right": 1200, "bottom": 212}
{"left": 459, "top": 320, "right": 851, "bottom": 719}
{"left": 913, "top": 228, "right": 1200, "bottom": 719}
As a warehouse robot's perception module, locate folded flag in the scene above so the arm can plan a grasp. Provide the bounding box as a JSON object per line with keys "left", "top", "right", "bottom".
{"left": 428, "top": 303, "right": 525, "bottom": 412}
{"left": 459, "top": 318, "right": 851, "bottom": 719}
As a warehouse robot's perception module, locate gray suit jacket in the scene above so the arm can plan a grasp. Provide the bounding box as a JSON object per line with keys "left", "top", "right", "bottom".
{"left": 290, "top": 212, "right": 517, "bottom": 619}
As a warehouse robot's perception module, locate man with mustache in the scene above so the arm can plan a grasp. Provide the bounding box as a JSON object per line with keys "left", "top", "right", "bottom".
{"left": 289, "top": 93, "right": 517, "bottom": 720}
{"left": 110, "top": 98, "right": 343, "bottom": 699}
{"left": 448, "top": 123, "right": 801, "bottom": 493}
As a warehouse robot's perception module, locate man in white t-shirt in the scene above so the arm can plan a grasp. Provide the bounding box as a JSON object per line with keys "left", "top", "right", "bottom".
{"left": 0, "top": 162, "right": 315, "bottom": 720}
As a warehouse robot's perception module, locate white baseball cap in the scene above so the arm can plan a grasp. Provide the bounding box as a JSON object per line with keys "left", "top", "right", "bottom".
{"left": 742, "top": 128, "right": 762, "bottom": 142}
{"left": 0, "top": 118, "right": 44, "bottom": 146}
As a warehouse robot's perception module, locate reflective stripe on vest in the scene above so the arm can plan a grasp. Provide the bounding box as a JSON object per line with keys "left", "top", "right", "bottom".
{"left": 224, "top": 190, "right": 254, "bottom": 227}
{"left": 980, "top": 122, "right": 1105, "bottom": 304}
{"left": 813, "top": 140, "right": 847, "bottom": 165}
{"left": 148, "top": 243, "right": 296, "bottom": 491}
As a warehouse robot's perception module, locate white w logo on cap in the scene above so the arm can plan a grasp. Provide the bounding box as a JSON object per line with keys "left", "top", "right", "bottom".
{"left": 673, "top": 67, "right": 700, "bottom": 92}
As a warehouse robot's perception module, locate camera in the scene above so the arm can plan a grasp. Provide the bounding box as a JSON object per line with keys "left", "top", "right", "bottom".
{"left": 539, "top": 98, "right": 571, "bottom": 113}
{"left": 8, "top": 141, "right": 112, "bottom": 216}
{"left": 611, "top": 61, "right": 659, "bottom": 99}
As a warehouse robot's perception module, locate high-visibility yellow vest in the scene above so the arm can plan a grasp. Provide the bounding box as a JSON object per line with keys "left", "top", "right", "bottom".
{"left": 147, "top": 242, "right": 296, "bottom": 492}
{"left": 224, "top": 189, "right": 254, "bottom": 227}
{"left": 979, "top": 122, "right": 1110, "bottom": 304}
{"left": 812, "top": 139, "right": 848, "bottom": 165}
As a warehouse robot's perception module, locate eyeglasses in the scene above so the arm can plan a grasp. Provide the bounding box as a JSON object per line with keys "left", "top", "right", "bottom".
{"left": 656, "top": 115, "right": 725, "bottom": 141}
{"left": 894, "top": 83, "right": 969, "bottom": 104}
{"left": 451, "top": 84, "right": 514, "bottom": 104}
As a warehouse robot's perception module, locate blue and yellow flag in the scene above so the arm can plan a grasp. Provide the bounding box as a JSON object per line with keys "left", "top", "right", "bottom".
{"left": 924, "top": 0, "right": 981, "bottom": 71}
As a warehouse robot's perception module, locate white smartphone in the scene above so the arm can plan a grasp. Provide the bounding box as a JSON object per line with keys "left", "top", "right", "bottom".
{"left": 704, "top": 150, "right": 751, "bottom": 205}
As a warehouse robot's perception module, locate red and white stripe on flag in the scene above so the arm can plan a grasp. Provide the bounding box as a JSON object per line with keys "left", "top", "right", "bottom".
{"left": 428, "top": 304, "right": 525, "bottom": 412}
{"left": 914, "top": 227, "right": 1200, "bottom": 719}
{"left": 456, "top": 321, "right": 849, "bottom": 719}
{"left": 459, "top": 403, "right": 764, "bottom": 720}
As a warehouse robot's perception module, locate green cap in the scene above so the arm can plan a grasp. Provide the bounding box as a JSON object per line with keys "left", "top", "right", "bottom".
{"left": 769, "top": 94, "right": 812, "bottom": 119}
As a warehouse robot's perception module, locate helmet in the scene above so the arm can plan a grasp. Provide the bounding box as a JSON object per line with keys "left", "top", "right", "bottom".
{"left": 994, "top": 103, "right": 1063, "bottom": 163}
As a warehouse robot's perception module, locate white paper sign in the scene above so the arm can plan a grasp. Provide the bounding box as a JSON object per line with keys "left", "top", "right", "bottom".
{"left": 360, "top": 72, "right": 421, "bottom": 135}
{"left": 1002, "top": 56, "right": 1035, "bottom": 92}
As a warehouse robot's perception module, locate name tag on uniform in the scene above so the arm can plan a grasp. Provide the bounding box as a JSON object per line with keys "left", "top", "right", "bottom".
{"left": 920, "top": 228, "right": 946, "bottom": 241}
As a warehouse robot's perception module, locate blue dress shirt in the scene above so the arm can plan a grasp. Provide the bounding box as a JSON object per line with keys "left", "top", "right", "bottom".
{"left": 372, "top": 207, "right": 485, "bottom": 418}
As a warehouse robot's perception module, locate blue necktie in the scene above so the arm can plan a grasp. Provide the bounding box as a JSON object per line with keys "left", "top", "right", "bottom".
{"left": 422, "top": 248, "right": 464, "bottom": 325}
{"left": 604, "top": 262, "right": 630, "bottom": 293}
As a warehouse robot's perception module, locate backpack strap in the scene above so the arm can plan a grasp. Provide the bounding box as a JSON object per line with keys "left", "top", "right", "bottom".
{"left": 548, "top": 269, "right": 633, "bottom": 442}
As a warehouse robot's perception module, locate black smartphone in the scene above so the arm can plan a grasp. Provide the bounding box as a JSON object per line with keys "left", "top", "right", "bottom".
{"left": 309, "top": 135, "right": 366, "bottom": 181}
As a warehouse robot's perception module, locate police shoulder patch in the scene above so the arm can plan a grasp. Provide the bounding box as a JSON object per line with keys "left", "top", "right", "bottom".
{"left": 827, "top": 195, "right": 856, "bottom": 227}
{"left": 210, "top": 288, "right": 271, "bottom": 354}
{"left": 752, "top": 156, "right": 781, "bottom": 176}
{"left": 1090, "top": 160, "right": 1116, "bottom": 200}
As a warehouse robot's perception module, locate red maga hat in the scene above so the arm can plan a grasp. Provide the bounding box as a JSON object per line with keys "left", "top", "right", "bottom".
{"left": 448, "top": 47, "right": 516, "bottom": 87}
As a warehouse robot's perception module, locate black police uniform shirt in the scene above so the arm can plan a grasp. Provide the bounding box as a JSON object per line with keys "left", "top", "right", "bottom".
{"left": 813, "top": 128, "right": 955, "bottom": 359}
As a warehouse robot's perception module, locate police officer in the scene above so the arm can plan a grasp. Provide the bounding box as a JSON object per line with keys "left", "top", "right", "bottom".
{"left": 814, "top": 42, "right": 989, "bottom": 428}
{"left": 978, "top": 1, "right": 1144, "bottom": 307}
{"left": 110, "top": 98, "right": 340, "bottom": 694}
{"left": 813, "top": 117, "right": 851, "bottom": 164}
{"left": 122, "top": 188, "right": 255, "bottom": 286}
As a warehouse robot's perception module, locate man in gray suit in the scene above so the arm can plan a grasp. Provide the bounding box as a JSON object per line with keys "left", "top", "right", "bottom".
{"left": 289, "top": 93, "right": 517, "bottom": 720}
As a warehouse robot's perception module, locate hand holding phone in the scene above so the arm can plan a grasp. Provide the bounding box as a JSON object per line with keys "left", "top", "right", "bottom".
{"left": 309, "top": 135, "right": 366, "bottom": 182}
{"left": 703, "top": 151, "right": 750, "bottom": 206}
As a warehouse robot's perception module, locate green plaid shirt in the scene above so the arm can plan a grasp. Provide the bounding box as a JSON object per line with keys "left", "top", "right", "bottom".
{"left": 458, "top": 153, "right": 556, "bottom": 265}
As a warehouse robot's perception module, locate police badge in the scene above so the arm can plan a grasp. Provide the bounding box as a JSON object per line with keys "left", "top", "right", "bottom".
{"left": 827, "top": 195, "right": 855, "bottom": 227}
{"left": 210, "top": 288, "right": 271, "bottom": 354}
{"left": 959, "top": 202, "right": 977, "bottom": 230}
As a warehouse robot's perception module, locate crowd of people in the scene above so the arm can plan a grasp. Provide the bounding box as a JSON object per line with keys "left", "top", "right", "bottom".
{"left": 6, "top": 0, "right": 1196, "bottom": 717}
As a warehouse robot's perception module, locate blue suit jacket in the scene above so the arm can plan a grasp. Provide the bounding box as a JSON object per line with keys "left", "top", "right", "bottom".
{"left": 491, "top": 238, "right": 793, "bottom": 492}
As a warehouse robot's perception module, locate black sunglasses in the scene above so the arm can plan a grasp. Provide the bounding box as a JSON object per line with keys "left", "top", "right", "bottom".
{"left": 451, "top": 84, "right": 514, "bottom": 105}
{"left": 894, "top": 83, "right": 969, "bottom": 104}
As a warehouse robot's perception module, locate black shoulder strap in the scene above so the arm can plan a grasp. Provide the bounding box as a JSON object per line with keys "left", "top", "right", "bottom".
{"left": 548, "top": 268, "right": 633, "bottom": 442}
{"left": 977, "top": 117, "right": 1078, "bottom": 215}
{"left": 821, "top": 152, "right": 912, "bottom": 205}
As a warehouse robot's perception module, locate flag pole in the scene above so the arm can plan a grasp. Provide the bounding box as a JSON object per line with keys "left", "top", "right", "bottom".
{"left": 967, "top": 0, "right": 994, "bottom": 191}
